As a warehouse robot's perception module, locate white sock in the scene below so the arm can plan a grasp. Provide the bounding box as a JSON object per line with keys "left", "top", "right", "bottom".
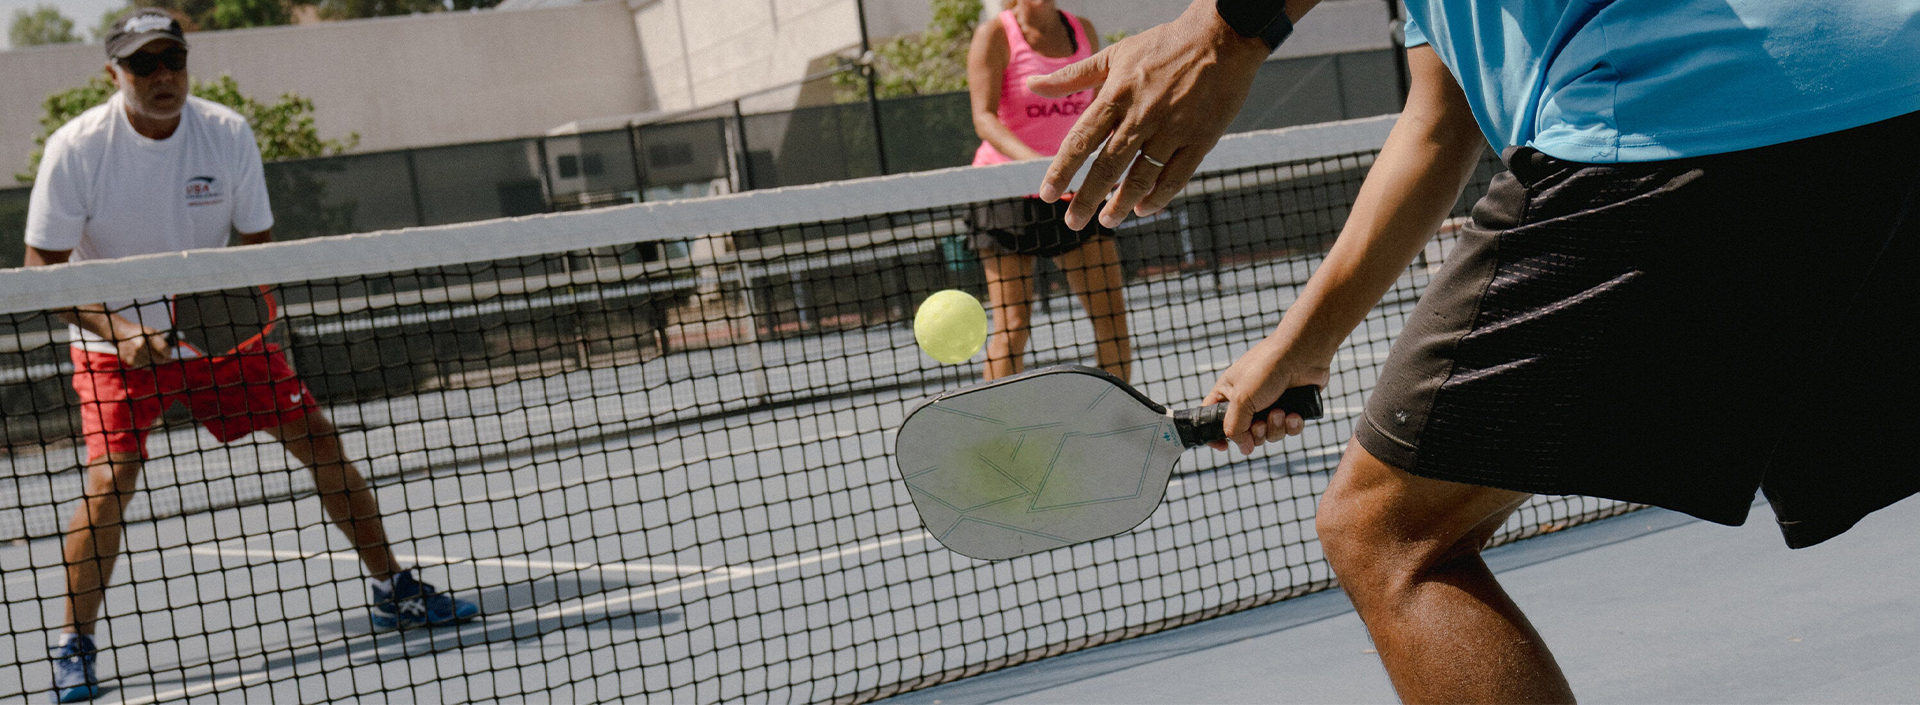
{"left": 57, "top": 632, "right": 93, "bottom": 648}
{"left": 368, "top": 577, "right": 392, "bottom": 593}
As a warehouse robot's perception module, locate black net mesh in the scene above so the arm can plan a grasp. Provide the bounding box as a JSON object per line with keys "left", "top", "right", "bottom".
{"left": 0, "top": 120, "right": 1631, "bottom": 702}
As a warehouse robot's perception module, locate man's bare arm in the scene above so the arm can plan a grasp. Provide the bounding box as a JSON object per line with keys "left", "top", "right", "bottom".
{"left": 1203, "top": 46, "right": 1487, "bottom": 451}
{"left": 25, "top": 245, "right": 172, "bottom": 367}
{"left": 237, "top": 228, "right": 272, "bottom": 246}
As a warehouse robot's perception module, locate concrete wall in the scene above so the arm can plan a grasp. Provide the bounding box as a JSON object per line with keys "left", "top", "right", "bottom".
{"left": 628, "top": 0, "right": 863, "bottom": 112}
{"left": 0, "top": 0, "right": 1392, "bottom": 181}
{"left": 0, "top": 0, "right": 654, "bottom": 182}
{"left": 633, "top": 0, "right": 1393, "bottom": 115}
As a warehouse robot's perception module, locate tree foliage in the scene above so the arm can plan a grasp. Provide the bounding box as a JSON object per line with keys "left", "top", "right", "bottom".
{"left": 10, "top": 5, "right": 81, "bottom": 46}
{"left": 90, "top": 0, "right": 504, "bottom": 34}
{"left": 91, "top": 4, "right": 137, "bottom": 42}
{"left": 309, "top": 0, "right": 499, "bottom": 20}
{"left": 128, "top": 0, "right": 283, "bottom": 29}
{"left": 19, "top": 73, "right": 359, "bottom": 182}
{"left": 836, "top": 0, "right": 982, "bottom": 101}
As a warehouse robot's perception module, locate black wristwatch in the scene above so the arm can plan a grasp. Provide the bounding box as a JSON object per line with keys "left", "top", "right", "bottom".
{"left": 1215, "top": 0, "right": 1294, "bottom": 52}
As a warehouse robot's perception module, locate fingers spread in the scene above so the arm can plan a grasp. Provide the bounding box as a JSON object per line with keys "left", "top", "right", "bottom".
{"left": 1067, "top": 116, "right": 1148, "bottom": 230}
{"left": 1104, "top": 138, "right": 1174, "bottom": 228}
{"left": 1042, "top": 95, "right": 1123, "bottom": 203}
{"left": 1137, "top": 141, "right": 1209, "bottom": 216}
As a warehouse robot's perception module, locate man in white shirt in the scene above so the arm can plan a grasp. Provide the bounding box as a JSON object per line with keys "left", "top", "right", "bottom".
{"left": 24, "top": 11, "right": 477, "bottom": 702}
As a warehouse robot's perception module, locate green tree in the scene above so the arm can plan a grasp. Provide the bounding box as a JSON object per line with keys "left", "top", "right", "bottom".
{"left": 19, "top": 73, "right": 359, "bottom": 182}
{"left": 835, "top": 0, "right": 982, "bottom": 101}
{"left": 310, "top": 0, "right": 499, "bottom": 20}
{"left": 92, "top": 4, "right": 137, "bottom": 42}
{"left": 131, "top": 0, "right": 287, "bottom": 30}
{"left": 10, "top": 5, "right": 81, "bottom": 46}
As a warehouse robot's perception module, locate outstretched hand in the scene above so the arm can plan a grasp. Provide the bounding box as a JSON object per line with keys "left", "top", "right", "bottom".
{"left": 1029, "top": 0, "right": 1272, "bottom": 231}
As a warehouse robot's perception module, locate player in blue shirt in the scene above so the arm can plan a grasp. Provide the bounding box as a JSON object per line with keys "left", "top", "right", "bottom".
{"left": 1030, "top": 0, "right": 1919, "bottom": 700}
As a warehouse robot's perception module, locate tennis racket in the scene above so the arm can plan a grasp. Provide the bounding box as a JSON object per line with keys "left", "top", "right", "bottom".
{"left": 166, "top": 285, "right": 280, "bottom": 362}
{"left": 894, "top": 365, "right": 1322, "bottom": 560}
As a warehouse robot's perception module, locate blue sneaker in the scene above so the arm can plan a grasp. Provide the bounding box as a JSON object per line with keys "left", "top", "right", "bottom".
{"left": 50, "top": 634, "right": 100, "bottom": 703}
{"left": 370, "top": 570, "right": 479, "bottom": 630}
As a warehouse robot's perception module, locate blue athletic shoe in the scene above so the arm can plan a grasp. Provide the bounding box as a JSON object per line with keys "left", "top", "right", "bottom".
{"left": 370, "top": 570, "right": 479, "bottom": 630}
{"left": 51, "top": 634, "right": 100, "bottom": 703}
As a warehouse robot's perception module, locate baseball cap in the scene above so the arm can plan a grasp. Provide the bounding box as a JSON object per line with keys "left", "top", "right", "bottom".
{"left": 104, "top": 9, "right": 188, "bottom": 59}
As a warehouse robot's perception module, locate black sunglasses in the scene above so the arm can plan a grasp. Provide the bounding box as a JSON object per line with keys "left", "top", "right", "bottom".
{"left": 118, "top": 47, "right": 187, "bottom": 78}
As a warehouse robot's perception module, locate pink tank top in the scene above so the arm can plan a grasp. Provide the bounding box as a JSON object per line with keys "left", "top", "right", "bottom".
{"left": 973, "top": 9, "right": 1095, "bottom": 166}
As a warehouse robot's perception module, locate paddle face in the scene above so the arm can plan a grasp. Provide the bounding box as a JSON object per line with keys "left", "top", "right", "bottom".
{"left": 168, "top": 286, "right": 277, "bottom": 360}
{"left": 894, "top": 366, "right": 1185, "bottom": 560}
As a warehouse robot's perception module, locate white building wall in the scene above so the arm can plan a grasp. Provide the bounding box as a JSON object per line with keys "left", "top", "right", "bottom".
{"left": 0, "top": 0, "right": 653, "bottom": 182}
{"left": 634, "top": 0, "right": 1392, "bottom": 115}
{"left": 0, "top": 0, "right": 1390, "bottom": 181}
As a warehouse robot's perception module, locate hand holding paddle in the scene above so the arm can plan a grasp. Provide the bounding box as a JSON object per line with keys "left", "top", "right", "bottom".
{"left": 1203, "top": 336, "right": 1333, "bottom": 455}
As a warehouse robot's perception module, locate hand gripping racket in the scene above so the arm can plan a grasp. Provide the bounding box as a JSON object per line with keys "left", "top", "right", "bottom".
{"left": 166, "top": 285, "right": 280, "bottom": 362}
{"left": 893, "top": 365, "right": 1322, "bottom": 560}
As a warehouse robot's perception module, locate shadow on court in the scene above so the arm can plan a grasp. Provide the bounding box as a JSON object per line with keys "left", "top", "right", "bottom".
{"left": 255, "top": 576, "right": 678, "bottom": 671}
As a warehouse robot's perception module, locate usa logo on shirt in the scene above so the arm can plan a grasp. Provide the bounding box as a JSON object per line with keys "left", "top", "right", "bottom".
{"left": 185, "top": 176, "right": 224, "bottom": 207}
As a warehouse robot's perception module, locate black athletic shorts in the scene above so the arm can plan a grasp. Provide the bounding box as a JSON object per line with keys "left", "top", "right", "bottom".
{"left": 1356, "top": 111, "right": 1920, "bottom": 548}
{"left": 967, "top": 196, "right": 1115, "bottom": 258}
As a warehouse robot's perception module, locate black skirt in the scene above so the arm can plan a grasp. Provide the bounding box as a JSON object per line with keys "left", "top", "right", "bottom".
{"left": 966, "top": 196, "right": 1115, "bottom": 258}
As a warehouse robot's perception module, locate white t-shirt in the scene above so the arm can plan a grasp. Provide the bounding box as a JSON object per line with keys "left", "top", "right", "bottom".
{"left": 25, "top": 92, "right": 275, "bottom": 354}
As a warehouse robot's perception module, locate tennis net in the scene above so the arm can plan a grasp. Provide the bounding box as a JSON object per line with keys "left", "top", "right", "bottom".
{"left": 0, "top": 115, "right": 1635, "bottom": 703}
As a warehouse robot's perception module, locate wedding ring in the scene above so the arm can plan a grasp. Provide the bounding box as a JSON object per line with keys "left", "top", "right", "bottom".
{"left": 1140, "top": 153, "right": 1167, "bottom": 168}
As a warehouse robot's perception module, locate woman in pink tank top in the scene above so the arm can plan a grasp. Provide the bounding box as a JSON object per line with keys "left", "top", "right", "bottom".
{"left": 966, "top": 0, "right": 1132, "bottom": 383}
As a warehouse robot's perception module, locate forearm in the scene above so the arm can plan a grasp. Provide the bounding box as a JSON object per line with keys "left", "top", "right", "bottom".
{"left": 65, "top": 305, "right": 147, "bottom": 342}
{"left": 24, "top": 246, "right": 149, "bottom": 341}
{"left": 1272, "top": 60, "right": 1484, "bottom": 359}
{"left": 1192, "top": 0, "right": 1323, "bottom": 33}
{"left": 974, "top": 115, "right": 1046, "bottom": 161}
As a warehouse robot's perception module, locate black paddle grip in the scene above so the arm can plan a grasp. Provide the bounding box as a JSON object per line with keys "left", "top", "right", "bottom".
{"left": 1172, "top": 386, "right": 1323, "bottom": 448}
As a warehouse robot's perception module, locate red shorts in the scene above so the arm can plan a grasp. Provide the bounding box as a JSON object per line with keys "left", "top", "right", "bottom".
{"left": 70, "top": 343, "right": 318, "bottom": 462}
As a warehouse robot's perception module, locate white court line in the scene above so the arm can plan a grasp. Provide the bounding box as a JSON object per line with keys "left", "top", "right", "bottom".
{"left": 474, "top": 425, "right": 872, "bottom": 505}
{"left": 1, "top": 535, "right": 271, "bottom": 591}
{"left": 538, "top": 531, "right": 931, "bottom": 620}
{"left": 109, "top": 532, "right": 931, "bottom": 704}
{"left": 116, "top": 669, "right": 276, "bottom": 705}
{"left": 190, "top": 546, "right": 722, "bottom": 578}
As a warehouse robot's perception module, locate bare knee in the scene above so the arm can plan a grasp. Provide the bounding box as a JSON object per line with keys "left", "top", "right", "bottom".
{"left": 82, "top": 455, "right": 142, "bottom": 502}
{"left": 992, "top": 309, "right": 1032, "bottom": 350}
{"left": 1317, "top": 440, "right": 1530, "bottom": 602}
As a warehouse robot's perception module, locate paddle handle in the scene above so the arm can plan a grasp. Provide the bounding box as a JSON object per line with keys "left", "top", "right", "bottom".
{"left": 1172, "top": 386, "right": 1323, "bottom": 448}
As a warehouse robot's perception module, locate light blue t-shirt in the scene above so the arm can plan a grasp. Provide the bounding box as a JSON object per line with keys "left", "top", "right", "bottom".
{"left": 1401, "top": 1, "right": 1920, "bottom": 162}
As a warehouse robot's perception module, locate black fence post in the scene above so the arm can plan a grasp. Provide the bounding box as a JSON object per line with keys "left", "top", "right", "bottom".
{"left": 626, "top": 124, "right": 647, "bottom": 203}
{"left": 854, "top": 0, "right": 890, "bottom": 176}
{"left": 403, "top": 150, "right": 427, "bottom": 226}
{"left": 730, "top": 100, "right": 753, "bottom": 191}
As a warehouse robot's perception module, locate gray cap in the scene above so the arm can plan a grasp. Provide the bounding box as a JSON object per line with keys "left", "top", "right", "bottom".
{"left": 104, "top": 9, "right": 188, "bottom": 59}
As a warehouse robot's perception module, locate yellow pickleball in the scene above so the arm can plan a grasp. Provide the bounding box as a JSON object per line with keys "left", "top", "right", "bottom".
{"left": 914, "top": 290, "right": 988, "bottom": 364}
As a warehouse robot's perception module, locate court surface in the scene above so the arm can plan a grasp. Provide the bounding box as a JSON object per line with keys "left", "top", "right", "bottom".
{"left": 889, "top": 494, "right": 1920, "bottom": 703}
{"left": 1, "top": 268, "right": 1407, "bottom": 703}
